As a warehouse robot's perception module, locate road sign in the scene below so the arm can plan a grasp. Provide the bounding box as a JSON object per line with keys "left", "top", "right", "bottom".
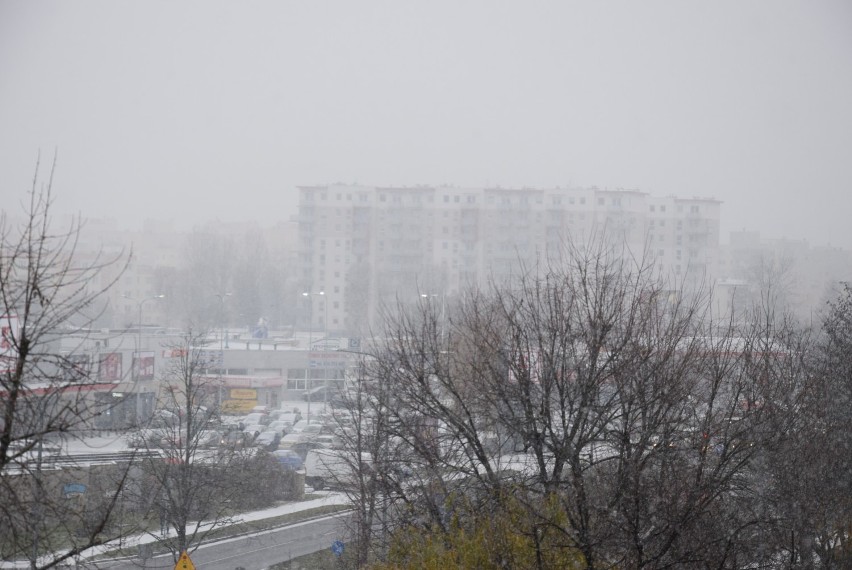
{"left": 174, "top": 550, "right": 195, "bottom": 570}
{"left": 331, "top": 540, "right": 345, "bottom": 557}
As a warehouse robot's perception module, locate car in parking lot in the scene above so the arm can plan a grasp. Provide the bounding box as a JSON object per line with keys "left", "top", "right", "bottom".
{"left": 272, "top": 449, "right": 303, "bottom": 471}
{"left": 242, "top": 423, "right": 265, "bottom": 439}
{"left": 218, "top": 429, "right": 252, "bottom": 453}
{"left": 289, "top": 420, "right": 324, "bottom": 435}
{"left": 241, "top": 412, "right": 271, "bottom": 427}
{"left": 127, "top": 429, "right": 167, "bottom": 449}
{"left": 253, "top": 430, "right": 281, "bottom": 450}
{"left": 265, "top": 420, "right": 290, "bottom": 436}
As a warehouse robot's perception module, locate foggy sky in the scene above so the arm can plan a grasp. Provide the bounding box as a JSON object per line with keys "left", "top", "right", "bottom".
{"left": 1, "top": 1, "right": 851, "bottom": 247}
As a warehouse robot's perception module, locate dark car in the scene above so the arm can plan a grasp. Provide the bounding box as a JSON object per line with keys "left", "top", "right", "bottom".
{"left": 272, "top": 449, "right": 303, "bottom": 470}
{"left": 253, "top": 430, "right": 281, "bottom": 451}
{"left": 218, "top": 429, "right": 251, "bottom": 453}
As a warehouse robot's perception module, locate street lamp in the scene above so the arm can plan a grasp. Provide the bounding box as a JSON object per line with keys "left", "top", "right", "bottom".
{"left": 420, "top": 293, "right": 445, "bottom": 343}
{"left": 302, "top": 291, "right": 325, "bottom": 348}
{"left": 122, "top": 293, "right": 165, "bottom": 423}
{"left": 302, "top": 290, "right": 325, "bottom": 421}
{"left": 215, "top": 292, "right": 232, "bottom": 350}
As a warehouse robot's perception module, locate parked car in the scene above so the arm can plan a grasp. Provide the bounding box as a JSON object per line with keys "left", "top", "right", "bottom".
{"left": 303, "top": 448, "right": 372, "bottom": 490}
{"left": 242, "top": 423, "right": 265, "bottom": 440}
{"left": 127, "top": 429, "right": 163, "bottom": 449}
{"left": 241, "top": 412, "right": 271, "bottom": 427}
{"left": 218, "top": 429, "right": 252, "bottom": 453}
{"left": 272, "top": 449, "right": 303, "bottom": 471}
{"left": 197, "top": 429, "right": 222, "bottom": 449}
{"left": 277, "top": 432, "right": 306, "bottom": 449}
{"left": 253, "top": 430, "right": 281, "bottom": 450}
{"left": 265, "top": 420, "right": 290, "bottom": 437}
{"left": 289, "top": 420, "right": 324, "bottom": 435}
{"left": 270, "top": 409, "right": 301, "bottom": 424}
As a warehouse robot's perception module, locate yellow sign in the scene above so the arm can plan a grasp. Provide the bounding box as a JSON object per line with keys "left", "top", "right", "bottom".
{"left": 175, "top": 550, "right": 195, "bottom": 570}
{"left": 230, "top": 388, "right": 258, "bottom": 400}
{"left": 221, "top": 399, "right": 258, "bottom": 414}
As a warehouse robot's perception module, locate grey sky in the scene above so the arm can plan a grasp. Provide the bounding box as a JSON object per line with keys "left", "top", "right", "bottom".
{"left": 1, "top": 1, "right": 851, "bottom": 247}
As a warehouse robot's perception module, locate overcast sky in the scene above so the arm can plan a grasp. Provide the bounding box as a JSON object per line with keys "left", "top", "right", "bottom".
{"left": 1, "top": 1, "right": 851, "bottom": 247}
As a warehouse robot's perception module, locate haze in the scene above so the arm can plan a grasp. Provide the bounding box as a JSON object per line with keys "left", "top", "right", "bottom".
{"left": 1, "top": 1, "right": 851, "bottom": 248}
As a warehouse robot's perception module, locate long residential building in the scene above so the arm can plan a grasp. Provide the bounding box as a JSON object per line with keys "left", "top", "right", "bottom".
{"left": 297, "top": 184, "right": 721, "bottom": 335}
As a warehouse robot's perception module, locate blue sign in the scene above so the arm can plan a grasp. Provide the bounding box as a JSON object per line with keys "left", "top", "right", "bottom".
{"left": 63, "top": 483, "right": 87, "bottom": 497}
{"left": 331, "top": 540, "right": 345, "bottom": 557}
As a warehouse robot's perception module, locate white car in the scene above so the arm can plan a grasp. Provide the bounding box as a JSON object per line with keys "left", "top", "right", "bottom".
{"left": 265, "top": 420, "right": 291, "bottom": 436}
{"left": 289, "top": 419, "right": 323, "bottom": 434}
{"left": 304, "top": 448, "right": 372, "bottom": 490}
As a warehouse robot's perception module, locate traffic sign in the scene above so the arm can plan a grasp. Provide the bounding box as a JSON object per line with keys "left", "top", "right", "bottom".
{"left": 331, "top": 540, "right": 345, "bottom": 557}
{"left": 174, "top": 550, "right": 195, "bottom": 570}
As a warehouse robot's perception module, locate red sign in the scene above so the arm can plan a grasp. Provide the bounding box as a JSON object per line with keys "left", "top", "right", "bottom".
{"left": 98, "top": 353, "right": 122, "bottom": 382}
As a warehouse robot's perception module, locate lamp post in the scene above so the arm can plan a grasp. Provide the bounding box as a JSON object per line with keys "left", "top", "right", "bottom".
{"left": 420, "top": 293, "right": 445, "bottom": 343}
{"left": 214, "top": 293, "right": 232, "bottom": 412}
{"left": 215, "top": 292, "right": 232, "bottom": 351}
{"left": 302, "top": 290, "right": 324, "bottom": 421}
{"left": 302, "top": 290, "right": 325, "bottom": 349}
{"left": 122, "top": 293, "right": 165, "bottom": 424}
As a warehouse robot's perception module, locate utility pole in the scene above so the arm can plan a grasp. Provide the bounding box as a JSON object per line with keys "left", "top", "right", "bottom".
{"left": 123, "top": 294, "right": 164, "bottom": 424}
{"left": 215, "top": 292, "right": 232, "bottom": 410}
{"left": 302, "top": 290, "right": 324, "bottom": 421}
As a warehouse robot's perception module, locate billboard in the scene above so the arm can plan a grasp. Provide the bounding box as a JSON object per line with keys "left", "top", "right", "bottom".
{"left": 222, "top": 399, "right": 257, "bottom": 414}
{"left": 98, "top": 353, "right": 122, "bottom": 382}
{"left": 132, "top": 351, "right": 155, "bottom": 381}
{"left": 229, "top": 388, "right": 257, "bottom": 400}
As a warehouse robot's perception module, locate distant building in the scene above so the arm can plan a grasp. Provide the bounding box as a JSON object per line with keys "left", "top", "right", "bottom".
{"left": 296, "top": 184, "right": 722, "bottom": 334}
{"left": 717, "top": 231, "right": 852, "bottom": 324}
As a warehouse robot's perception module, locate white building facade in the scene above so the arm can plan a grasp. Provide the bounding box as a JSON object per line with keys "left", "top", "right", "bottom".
{"left": 297, "top": 184, "right": 721, "bottom": 335}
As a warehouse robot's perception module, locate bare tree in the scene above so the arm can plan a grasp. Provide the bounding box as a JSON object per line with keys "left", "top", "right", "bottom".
{"left": 0, "top": 157, "right": 131, "bottom": 568}
{"left": 129, "top": 332, "right": 260, "bottom": 562}
{"left": 355, "top": 238, "right": 816, "bottom": 569}
{"left": 761, "top": 284, "right": 852, "bottom": 568}
{"left": 132, "top": 333, "right": 286, "bottom": 561}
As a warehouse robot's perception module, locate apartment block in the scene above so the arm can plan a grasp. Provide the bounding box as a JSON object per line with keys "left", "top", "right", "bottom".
{"left": 297, "top": 184, "right": 721, "bottom": 335}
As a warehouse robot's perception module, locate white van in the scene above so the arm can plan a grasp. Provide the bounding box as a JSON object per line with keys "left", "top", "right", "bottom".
{"left": 303, "top": 448, "right": 372, "bottom": 490}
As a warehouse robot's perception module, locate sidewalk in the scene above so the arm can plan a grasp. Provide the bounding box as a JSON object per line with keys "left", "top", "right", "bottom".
{"left": 1, "top": 492, "right": 350, "bottom": 569}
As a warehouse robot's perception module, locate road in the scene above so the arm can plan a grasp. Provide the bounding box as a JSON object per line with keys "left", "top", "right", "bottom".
{"left": 95, "top": 512, "right": 351, "bottom": 570}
